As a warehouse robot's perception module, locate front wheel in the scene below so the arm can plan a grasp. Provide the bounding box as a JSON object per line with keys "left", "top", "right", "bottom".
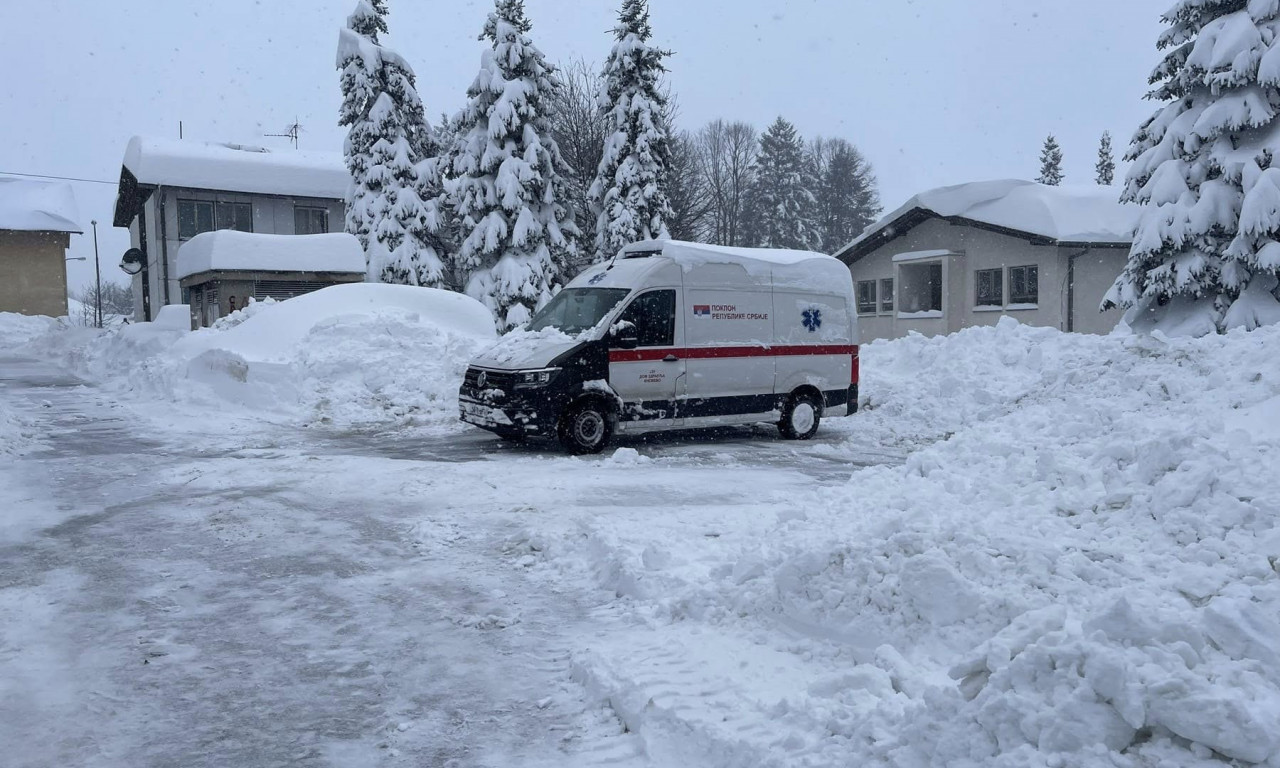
{"left": 559, "top": 401, "right": 612, "bottom": 454}
{"left": 778, "top": 392, "right": 822, "bottom": 440}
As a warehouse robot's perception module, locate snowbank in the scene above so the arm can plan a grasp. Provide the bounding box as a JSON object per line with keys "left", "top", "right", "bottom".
{"left": 531, "top": 318, "right": 1280, "bottom": 766}
{"left": 24, "top": 284, "right": 496, "bottom": 430}
{"left": 0, "top": 311, "right": 58, "bottom": 349}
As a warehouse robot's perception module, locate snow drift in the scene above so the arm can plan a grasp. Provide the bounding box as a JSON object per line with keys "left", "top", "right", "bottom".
{"left": 539, "top": 318, "right": 1280, "bottom": 767}
{"left": 18, "top": 284, "right": 496, "bottom": 430}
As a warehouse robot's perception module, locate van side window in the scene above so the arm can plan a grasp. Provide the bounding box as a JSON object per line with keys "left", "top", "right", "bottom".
{"left": 618, "top": 290, "right": 676, "bottom": 347}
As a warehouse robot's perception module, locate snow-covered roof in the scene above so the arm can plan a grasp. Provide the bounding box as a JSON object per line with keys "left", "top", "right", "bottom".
{"left": 0, "top": 177, "right": 81, "bottom": 233}
{"left": 176, "top": 230, "right": 366, "bottom": 280}
{"left": 838, "top": 180, "right": 1140, "bottom": 261}
{"left": 121, "top": 136, "right": 348, "bottom": 199}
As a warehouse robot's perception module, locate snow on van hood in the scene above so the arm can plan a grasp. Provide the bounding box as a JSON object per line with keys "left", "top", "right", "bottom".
{"left": 470, "top": 327, "right": 585, "bottom": 371}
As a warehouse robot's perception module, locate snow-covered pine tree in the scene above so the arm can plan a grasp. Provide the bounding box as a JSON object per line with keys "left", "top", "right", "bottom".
{"left": 1095, "top": 131, "right": 1116, "bottom": 186}
{"left": 449, "top": 0, "right": 579, "bottom": 331}
{"left": 745, "top": 117, "right": 818, "bottom": 250}
{"left": 587, "top": 0, "right": 673, "bottom": 262}
{"left": 1104, "top": 1, "right": 1280, "bottom": 333}
{"left": 337, "top": 0, "right": 450, "bottom": 287}
{"left": 1037, "top": 134, "right": 1064, "bottom": 186}
{"left": 337, "top": 0, "right": 387, "bottom": 254}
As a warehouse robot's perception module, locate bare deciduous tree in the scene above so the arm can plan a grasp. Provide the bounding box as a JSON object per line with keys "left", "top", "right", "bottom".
{"left": 547, "top": 57, "right": 608, "bottom": 276}
{"left": 696, "top": 120, "right": 757, "bottom": 246}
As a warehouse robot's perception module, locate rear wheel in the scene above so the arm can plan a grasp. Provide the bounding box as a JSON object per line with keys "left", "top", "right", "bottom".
{"left": 778, "top": 392, "right": 822, "bottom": 440}
{"left": 559, "top": 400, "right": 611, "bottom": 454}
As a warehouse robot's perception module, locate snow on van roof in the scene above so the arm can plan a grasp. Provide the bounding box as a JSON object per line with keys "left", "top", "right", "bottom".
{"left": 839, "top": 180, "right": 1140, "bottom": 260}
{"left": 176, "top": 230, "right": 366, "bottom": 280}
{"left": 622, "top": 240, "right": 842, "bottom": 267}
{"left": 0, "top": 177, "right": 81, "bottom": 233}
{"left": 121, "top": 136, "right": 348, "bottom": 199}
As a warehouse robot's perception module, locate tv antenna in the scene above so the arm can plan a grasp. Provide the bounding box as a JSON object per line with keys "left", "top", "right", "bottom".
{"left": 266, "top": 118, "right": 304, "bottom": 149}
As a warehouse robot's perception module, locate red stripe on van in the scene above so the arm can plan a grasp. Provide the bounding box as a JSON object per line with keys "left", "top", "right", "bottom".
{"left": 609, "top": 344, "right": 858, "bottom": 363}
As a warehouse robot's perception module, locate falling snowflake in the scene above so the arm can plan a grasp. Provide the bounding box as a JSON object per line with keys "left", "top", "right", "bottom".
{"left": 802, "top": 308, "right": 822, "bottom": 332}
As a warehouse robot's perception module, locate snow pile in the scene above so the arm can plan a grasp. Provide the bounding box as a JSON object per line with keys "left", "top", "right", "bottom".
{"left": 540, "top": 318, "right": 1280, "bottom": 766}
{"left": 29, "top": 284, "right": 496, "bottom": 430}
{"left": 0, "top": 399, "right": 40, "bottom": 456}
{"left": 0, "top": 311, "right": 58, "bottom": 349}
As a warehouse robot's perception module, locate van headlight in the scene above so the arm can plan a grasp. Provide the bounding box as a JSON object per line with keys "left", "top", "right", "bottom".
{"left": 514, "top": 368, "right": 559, "bottom": 388}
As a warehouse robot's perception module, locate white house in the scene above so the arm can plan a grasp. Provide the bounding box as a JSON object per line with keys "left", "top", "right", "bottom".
{"left": 111, "top": 136, "right": 348, "bottom": 321}
{"left": 833, "top": 180, "right": 1140, "bottom": 341}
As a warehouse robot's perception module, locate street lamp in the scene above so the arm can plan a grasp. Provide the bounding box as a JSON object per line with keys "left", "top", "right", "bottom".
{"left": 91, "top": 220, "right": 102, "bottom": 328}
{"left": 66, "top": 256, "right": 86, "bottom": 261}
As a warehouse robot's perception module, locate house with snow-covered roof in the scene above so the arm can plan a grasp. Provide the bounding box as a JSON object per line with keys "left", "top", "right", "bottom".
{"left": 0, "top": 177, "right": 81, "bottom": 318}
{"left": 833, "top": 180, "right": 1139, "bottom": 341}
{"left": 112, "top": 136, "right": 348, "bottom": 321}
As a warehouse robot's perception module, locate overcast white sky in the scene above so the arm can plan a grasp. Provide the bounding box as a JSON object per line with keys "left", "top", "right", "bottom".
{"left": 0, "top": 0, "right": 1167, "bottom": 291}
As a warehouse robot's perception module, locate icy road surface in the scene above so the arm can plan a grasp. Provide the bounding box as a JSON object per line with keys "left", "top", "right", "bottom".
{"left": 0, "top": 355, "right": 895, "bottom": 768}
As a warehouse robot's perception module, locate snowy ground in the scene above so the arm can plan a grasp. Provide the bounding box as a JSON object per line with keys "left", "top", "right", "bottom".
{"left": 2, "top": 296, "right": 1280, "bottom": 767}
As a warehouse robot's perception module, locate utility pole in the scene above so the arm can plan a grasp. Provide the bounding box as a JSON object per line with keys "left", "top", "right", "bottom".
{"left": 91, "top": 219, "right": 102, "bottom": 328}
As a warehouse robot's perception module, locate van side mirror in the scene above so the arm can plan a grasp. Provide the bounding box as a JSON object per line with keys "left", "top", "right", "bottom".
{"left": 609, "top": 320, "right": 639, "bottom": 349}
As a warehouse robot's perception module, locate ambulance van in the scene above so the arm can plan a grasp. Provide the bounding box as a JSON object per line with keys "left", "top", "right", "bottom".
{"left": 458, "top": 240, "right": 859, "bottom": 453}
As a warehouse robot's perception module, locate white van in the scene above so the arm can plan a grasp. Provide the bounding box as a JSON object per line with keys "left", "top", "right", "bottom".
{"left": 459, "top": 240, "right": 860, "bottom": 453}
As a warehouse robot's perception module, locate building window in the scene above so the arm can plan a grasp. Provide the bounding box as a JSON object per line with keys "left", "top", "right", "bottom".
{"left": 295, "top": 206, "right": 329, "bottom": 235}
{"left": 856, "top": 280, "right": 877, "bottom": 314}
{"left": 898, "top": 262, "right": 943, "bottom": 315}
{"left": 879, "top": 278, "right": 894, "bottom": 313}
{"left": 1009, "top": 265, "right": 1039, "bottom": 305}
{"left": 178, "top": 200, "right": 253, "bottom": 240}
{"left": 976, "top": 268, "right": 1003, "bottom": 307}
{"left": 177, "top": 200, "right": 214, "bottom": 240}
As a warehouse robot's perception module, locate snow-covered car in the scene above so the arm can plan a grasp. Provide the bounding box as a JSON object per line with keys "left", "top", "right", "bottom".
{"left": 458, "top": 239, "right": 860, "bottom": 453}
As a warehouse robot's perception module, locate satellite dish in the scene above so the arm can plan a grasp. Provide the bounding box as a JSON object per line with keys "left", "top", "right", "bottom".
{"left": 119, "top": 247, "right": 145, "bottom": 276}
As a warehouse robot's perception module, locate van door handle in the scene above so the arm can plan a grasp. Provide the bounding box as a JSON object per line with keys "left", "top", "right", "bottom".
{"left": 663, "top": 354, "right": 679, "bottom": 362}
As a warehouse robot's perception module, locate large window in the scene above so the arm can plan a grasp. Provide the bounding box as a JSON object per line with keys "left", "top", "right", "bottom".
{"left": 879, "top": 278, "right": 894, "bottom": 313}
{"left": 617, "top": 290, "right": 676, "bottom": 347}
{"left": 178, "top": 200, "right": 252, "bottom": 240}
{"left": 898, "top": 261, "right": 943, "bottom": 314}
{"left": 295, "top": 206, "right": 329, "bottom": 235}
{"left": 976, "top": 268, "right": 1003, "bottom": 307}
{"left": 1009, "top": 265, "right": 1039, "bottom": 305}
{"left": 856, "top": 280, "right": 877, "bottom": 314}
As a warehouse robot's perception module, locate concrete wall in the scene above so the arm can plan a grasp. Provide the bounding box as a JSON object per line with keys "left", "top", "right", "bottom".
{"left": 1068, "top": 247, "right": 1128, "bottom": 335}
{"left": 126, "top": 188, "right": 344, "bottom": 320}
{"left": 846, "top": 217, "right": 1124, "bottom": 341}
{"left": 0, "top": 230, "right": 70, "bottom": 317}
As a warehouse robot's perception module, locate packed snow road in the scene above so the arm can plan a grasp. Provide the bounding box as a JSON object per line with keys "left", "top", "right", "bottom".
{"left": 0, "top": 354, "right": 894, "bottom": 768}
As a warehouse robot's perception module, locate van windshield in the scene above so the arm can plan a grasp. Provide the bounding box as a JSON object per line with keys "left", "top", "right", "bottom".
{"left": 526, "top": 288, "right": 631, "bottom": 335}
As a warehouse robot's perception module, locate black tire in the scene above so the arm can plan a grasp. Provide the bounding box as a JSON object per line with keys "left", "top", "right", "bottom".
{"left": 559, "top": 400, "right": 612, "bottom": 454}
{"left": 778, "top": 392, "right": 822, "bottom": 440}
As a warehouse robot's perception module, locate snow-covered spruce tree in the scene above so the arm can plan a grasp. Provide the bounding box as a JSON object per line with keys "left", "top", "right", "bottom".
{"left": 1105, "top": 1, "right": 1280, "bottom": 333}
{"left": 1096, "top": 131, "right": 1116, "bottom": 186}
{"left": 744, "top": 117, "right": 818, "bottom": 250}
{"left": 1037, "top": 134, "right": 1064, "bottom": 185}
{"left": 587, "top": 0, "right": 673, "bottom": 262}
{"left": 449, "top": 0, "right": 578, "bottom": 331}
{"left": 336, "top": 0, "right": 450, "bottom": 287}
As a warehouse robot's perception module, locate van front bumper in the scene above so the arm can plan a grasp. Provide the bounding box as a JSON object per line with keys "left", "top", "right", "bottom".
{"left": 458, "top": 394, "right": 558, "bottom": 438}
